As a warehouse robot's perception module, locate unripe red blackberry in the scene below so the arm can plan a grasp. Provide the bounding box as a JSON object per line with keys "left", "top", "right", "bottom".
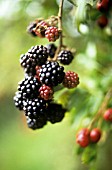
{"left": 39, "top": 61, "right": 65, "bottom": 87}
{"left": 13, "top": 91, "right": 26, "bottom": 110}
{"left": 39, "top": 84, "right": 54, "bottom": 101}
{"left": 90, "top": 128, "right": 101, "bottom": 143}
{"left": 58, "top": 50, "right": 74, "bottom": 65}
{"left": 45, "top": 26, "right": 60, "bottom": 42}
{"left": 46, "top": 43, "right": 57, "bottom": 58}
{"left": 63, "top": 71, "right": 79, "bottom": 89}
{"left": 23, "top": 98, "right": 47, "bottom": 119}
{"left": 103, "top": 108, "right": 112, "bottom": 122}
{"left": 18, "top": 76, "right": 41, "bottom": 99}
{"left": 34, "top": 20, "right": 49, "bottom": 38}
{"left": 76, "top": 128, "right": 90, "bottom": 148}
{"left": 35, "top": 66, "right": 41, "bottom": 81}
{"left": 46, "top": 103, "right": 66, "bottom": 124}
{"left": 97, "top": 15, "right": 108, "bottom": 28}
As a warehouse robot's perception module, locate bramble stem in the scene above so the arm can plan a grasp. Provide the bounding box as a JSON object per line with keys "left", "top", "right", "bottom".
{"left": 88, "top": 88, "right": 112, "bottom": 130}
{"left": 52, "top": 0, "right": 64, "bottom": 61}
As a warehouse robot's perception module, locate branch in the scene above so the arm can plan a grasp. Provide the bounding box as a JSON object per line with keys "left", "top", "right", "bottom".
{"left": 88, "top": 88, "right": 112, "bottom": 130}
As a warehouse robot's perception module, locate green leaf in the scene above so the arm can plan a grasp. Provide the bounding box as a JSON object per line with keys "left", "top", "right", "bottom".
{"left": 75, "top": 0, "right": 87, "bottom": 31}
{"left": 67, "top": 0, "right": 77, "bottom": 6}
{"left": 86, "top": 0, "right": 94, "bottom": 6}
{"left": 81, "top": 145, "right": 97, "bottom": 164}
{"left": 74, "top": 0, "right": 94, "bottom": 31}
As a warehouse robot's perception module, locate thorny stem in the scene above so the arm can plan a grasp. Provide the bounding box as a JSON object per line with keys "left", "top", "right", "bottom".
{"left": 88, "top": 88, "right": 112, "bottom": 130}
{"left": 52, "top": 0, "right": 64, "bottom": 61}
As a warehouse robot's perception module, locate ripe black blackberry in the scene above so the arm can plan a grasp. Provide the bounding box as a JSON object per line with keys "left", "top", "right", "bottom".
{"left": 20, "top": 45, "right": 48, "bottom": 75}
{"left": 58, "top": 50, "right": 74, "bottom": 65}
{"left": 20, "top": 53, "right": 37, "bottom": 76}
{"left": 47, "top": 103, "right": 66, "bottom": 124}
{"left": 46, "top": 43, "right": 57, "bottom": 58}
{"left": 26, "top": 115, "right": 47, "bottom": 130}
{"left": 39, "top": 61, "right": 65, "bottom": 86}
{"left": 27, "top": 21, "right": 37, "bottom": 37}
{"left": 28, "top": 45, "right": 48, "bottom": 65}
{"left": 23, "top": 98, "right": 47, "bottom": 119}
{"left": 13, "top": 91, "right": 25, "bottom": 110}
{"left": 18, "top": 76, "right": 41, "bottom": 98}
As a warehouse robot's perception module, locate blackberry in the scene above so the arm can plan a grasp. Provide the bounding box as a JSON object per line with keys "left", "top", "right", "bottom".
{"left": 58, "top": 50, "right": 74, "bottom": 65}
{"left": 35, "top": 66, "right": 41, "bottom": 81}
{"left": 103, "top": 108, "right": 112, "bottom": 122}
{"left": 20, "top": 53, "right": 37, "bottom": 76}
{"left": 97, "top": 15, "right": 108, "bottom": 28}
{"left": 39, "top": 61, "right": 65, "bottom": 86}
{"left": 76, "top": 128, "right": 90, "bottom": 148}
{"left": 18, "top": 76, "right": 41, "bottom": 98}
{"left": 35, "top": 20, "right": 49, "bottom": 37}
{"left": 46, "top": 43, "right": 57, "bottom": 58}
{"left": 20, "top": 45, "right": 48, "bottom": 75}
{"left": 63, "top": 71, "right": 79, "bottom": 89}
{"left": 45, "top": 26, "right": 60, "bottom": 42}
{"left": 28, "top": 45, "right": 48, "bottom": 66}
{"left": 47, "top": 103, "right": 66, "bottom": 124}
{"left": 39, "top": 84, "right": 54, "bottom": 100}
{"left": 26, "top": 115, "right": 47, "bottom": 130}
{"left": 13, "top": 91, "right": 25, "bottom": 110}
{"left": 90, "top": 128, "right": 101, "bottom": 143}
{"left": 96, "top": 0, "right": 109, "bottom": 12}
{"left": 27, "top": 21, "right": 37, "bottom": 37}
{"left": 47, "top": 16, "right": 58, "bottom": 26}
{"left": 23, "top": 98, "right": 47, "bottom": 119}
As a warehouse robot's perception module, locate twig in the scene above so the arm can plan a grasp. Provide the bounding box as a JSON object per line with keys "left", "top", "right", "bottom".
{"left": 52, "top": 0, "right": 64, "bottom": 61}
{"left": 88, "top": 88, "right": 112, "bottom": 130}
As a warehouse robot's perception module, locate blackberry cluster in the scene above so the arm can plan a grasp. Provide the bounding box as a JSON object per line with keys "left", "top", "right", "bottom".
{"left": 58, "top": 50, "right": 74, "bottom": 65}
{"left": 14, "top": 44, "right": 68, "bottom": 130}
{"left": 39, "top": 61, "right": 65, "bottom": 86}
{"left": 14, "top": 17, "right": 80, "bottom": 130}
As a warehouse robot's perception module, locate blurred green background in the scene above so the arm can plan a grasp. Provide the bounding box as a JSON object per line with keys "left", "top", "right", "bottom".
{"left": 0, "top": 0, "right": 112, "bottom": 170}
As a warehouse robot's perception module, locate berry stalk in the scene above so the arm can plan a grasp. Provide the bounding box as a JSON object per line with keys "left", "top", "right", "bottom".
{"left": 53, "top": 0, "right": 64, "bottom": 61}
{"left": 88, "top": 88, "right": 112, "bottom": 130}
